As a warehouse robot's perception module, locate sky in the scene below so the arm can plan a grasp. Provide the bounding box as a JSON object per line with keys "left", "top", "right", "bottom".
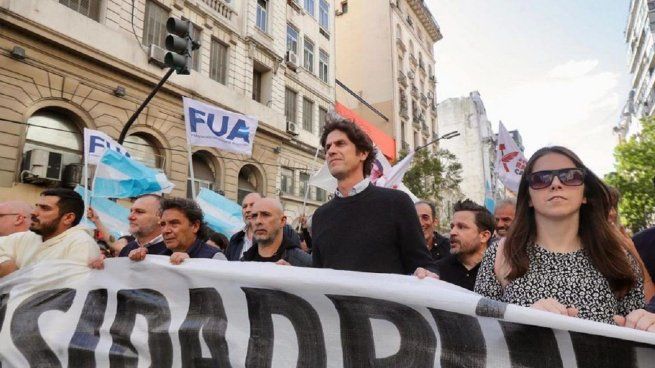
{"left": 426, "top": 0, "right": 632, "bottom": 176}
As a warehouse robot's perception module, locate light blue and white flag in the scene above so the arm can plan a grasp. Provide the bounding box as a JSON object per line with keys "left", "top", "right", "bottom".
{"left": 74, "top": 185, "right": 130, "bottom": 239}
{"left": 92, "top": 150, "right": 174, "bottom": 198}
{"left": 196, "top": 188, "right": 244, "bottom": 237}
{"left": 183, "top": 97, "right": 259, "bottom": 156}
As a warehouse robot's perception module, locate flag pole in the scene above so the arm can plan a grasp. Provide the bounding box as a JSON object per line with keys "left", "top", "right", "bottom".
{"left": 187, "top": 143, "right": 196, "bottom": 199}
{"left": 301, "top": 146, "right": 321, "bottom": 216}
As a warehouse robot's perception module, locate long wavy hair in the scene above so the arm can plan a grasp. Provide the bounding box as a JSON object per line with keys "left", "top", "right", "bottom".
{"left": 503, "top": 146, "right": 636, "bottom": 297}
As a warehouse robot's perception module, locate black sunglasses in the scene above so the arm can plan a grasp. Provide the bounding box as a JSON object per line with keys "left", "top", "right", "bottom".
{"left": 527, "top": 168, "right": 585, "bottom": 190}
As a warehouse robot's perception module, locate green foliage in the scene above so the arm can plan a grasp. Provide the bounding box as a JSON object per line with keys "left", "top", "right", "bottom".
{"left": 605, "top": 117, "right": 655, "bottom": 232}
{"left": 399, "top": 147, "right": 463, "bottom": 202}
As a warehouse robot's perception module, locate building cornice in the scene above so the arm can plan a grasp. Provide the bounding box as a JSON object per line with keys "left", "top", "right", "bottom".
{"left": 404, "top": 0, "right": 442, "bottom": 42}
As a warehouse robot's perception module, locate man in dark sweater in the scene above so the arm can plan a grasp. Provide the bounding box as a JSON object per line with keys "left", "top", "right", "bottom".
{"left": 241, "top": 198, "right": 311, "bottom": 266}
{"left": 634, "top": 226, "right": 655, "bottom": 282}
{"left": 312, "top": 112, "right": 437, "bottom": 277}
{"left": 436, "top": 199, "right": 494, "bottom": 291}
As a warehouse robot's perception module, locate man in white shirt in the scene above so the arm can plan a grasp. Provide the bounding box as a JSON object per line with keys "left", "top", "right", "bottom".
{"left": 0, "top": 188, "right": 100, "bottom": 277}
{"left": 0, "top": 200, "right": 33, "bottom": 236}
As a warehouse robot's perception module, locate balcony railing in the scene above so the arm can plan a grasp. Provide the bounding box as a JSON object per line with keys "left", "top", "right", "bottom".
{"left": 398, "top": 71, "right": 408, "bottom": 87}
{"left": 409, "top": 54, "right": 417, "bottom": 67}
{"left": 420, "top": 94, "right": 428, "bottom": 107}
{"left": 202, "top": 0, "right": 236, "bottom": 21}
{"left": 411, "top": 86, "right": 419, "bottom": 98}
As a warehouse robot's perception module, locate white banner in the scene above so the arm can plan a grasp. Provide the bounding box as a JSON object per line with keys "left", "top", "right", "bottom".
{"left": 494, "top": 122, "right": 527, "bottom": 193}
{"left": 0, "top": 258, "right": 653, "bottom": 367}
{"left": 83, "top": 128, "right": 131, "bottom": 166}
{"left": 183, "top": 97, "right": 259, "bottom": 156}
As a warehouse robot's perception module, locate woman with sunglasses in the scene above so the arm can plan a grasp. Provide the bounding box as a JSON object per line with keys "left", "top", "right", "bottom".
{"left": 475, "top": 146, "right": 655, "bottom": 331}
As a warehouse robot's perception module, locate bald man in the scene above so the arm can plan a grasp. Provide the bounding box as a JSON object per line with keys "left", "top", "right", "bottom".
{"left": 241, "top": 198, "right": 311, "bottom": 266}
{"left": 0, "top": 201, "right": 33, "bottom": 236}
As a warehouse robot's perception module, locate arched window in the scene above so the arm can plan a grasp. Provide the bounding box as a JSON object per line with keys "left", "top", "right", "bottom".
{"left": 25, "top": 108, "right": 82, "bottom": 154}
{"left": 187, "top": 152, "right": 218, "bottom": 198}
{"left": 123, "top": 133, "right": 163, "bottom": 169}
{"left": 238, "top": 164, "right": 263, "bottom": 203}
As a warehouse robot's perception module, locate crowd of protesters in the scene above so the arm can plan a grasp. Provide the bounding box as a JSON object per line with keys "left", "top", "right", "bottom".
{"left": 1, "top": 111, "right": 655, "bottom": 332}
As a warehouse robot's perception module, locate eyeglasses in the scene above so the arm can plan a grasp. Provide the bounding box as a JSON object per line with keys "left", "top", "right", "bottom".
{"left": 527, "top": 168, "right": 585, "bottom": 190}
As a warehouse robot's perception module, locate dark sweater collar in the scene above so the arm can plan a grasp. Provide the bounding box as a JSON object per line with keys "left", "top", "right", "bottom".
{"left": 331, "top": 183, "right": 376, "bottom": 203}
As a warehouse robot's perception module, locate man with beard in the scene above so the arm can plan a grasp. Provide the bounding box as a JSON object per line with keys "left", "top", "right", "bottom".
{"left": 0, "top": 188, "right": 100, "bottom": 277}
{"left": 493, "top": 198, "right": 516, "bottom": 239}
{"left": 225, "top": 192, "right": 300, "bottom": 261}
{"left": 437, "top": 199, "right": 494, "bottom": 290}
{"left": 415, "top": 200, "right": 450, "bottom": 261}
{"left": 241, "top": 198, "right": 311, "bottom": 266}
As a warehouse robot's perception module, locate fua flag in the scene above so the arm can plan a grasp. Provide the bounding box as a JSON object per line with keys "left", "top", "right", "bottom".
{"left": 92, "top": 150, "right": 174, "bottom": 198}
{"left": 184, "top": 97, "right": 259, "bottom": 156}
{"left": 83, "top": 128, "right": 131, "bottom": 165}
{"left": 494, "top": 122, "right": 527, "bottom": 193}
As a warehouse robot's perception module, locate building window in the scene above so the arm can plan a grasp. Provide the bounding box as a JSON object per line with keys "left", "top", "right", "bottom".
{"left": 187, "top": 153, "right": 216, "bottom": 199}
{"left": 285, "top": 88, "right": 297, "bottom": 122}
{"left": 280, "top": 167, "right": 294, "bottom": 195}
{"left": 319, "top": 0, "right": 329, "bottom": 30}
{"left": 190, "top": 25, "right": 202, "bottom": 72}
{"left": 303, "top": 98, "right": 314, "bottom": 132}
{"left": 238, "top": 165, "right": 263, "bottom": 204}
{"left": 287, "top": 24, "right": 299, "bottom": 53}
{"left": 318, "top": 107, "right": 327, "bottom": 134}
{"left": 252, "top": 69, "right": 263, "bottom": 102}
{"left": 303, "top": 38, "right": 315, "bottom": 72}
{"left": 299, "top": 172, "right": 310, "bottom": 198}
{"left": 304, "top": 0, "right": 315, "bottom": 17}
{"left": 316, "top": 188, "right": 326, "bottom": 201}
{"left": 209, "top": 39, "right": 228, "bottom": 84}
{"left": 319, "top": 49, "right": 329, "bottom": 83}
{"left": 256, "top": 0, "right": 268, "bottom": 32}
{"left": 142, "top": 0, "right": 168, "bottom": 47}
{"left": 124, "top": 134, "right": 162, "bottom": 169}
{"left": 59, "top": 0, "right": 101, "bottom": 21}
{"left": 25, "top": 109, "right": 83, "bottom": 155}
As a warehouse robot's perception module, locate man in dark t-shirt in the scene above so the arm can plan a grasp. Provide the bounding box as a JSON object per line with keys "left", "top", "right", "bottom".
{"left": 312, "top": 113, "right": 437, "bottom": 277}
{"left": 437, "top": 199, "right": 494, "bottom": 291}
{"left": 241, "top": 198, "right": 310, "bottom": 266}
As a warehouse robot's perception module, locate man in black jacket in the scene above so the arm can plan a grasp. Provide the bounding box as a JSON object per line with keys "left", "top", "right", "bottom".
{"left": 415, "top": 200, "right": 450, "bottom": 261}
{"left": 241, "top": 198, "right": 310, "bottom": 266}
{"left": 311, "top": 112, "right": 437, "bottom": 277}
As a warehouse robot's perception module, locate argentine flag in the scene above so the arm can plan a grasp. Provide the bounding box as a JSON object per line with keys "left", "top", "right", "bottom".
{"left": 196, "top": 188, "right": 244, "bottom": 237}
{"left": 74, "top": 185, "right": 130, "bottom": 240}
{"left": 92, "top": 149, "right": 174, "bottom": 198}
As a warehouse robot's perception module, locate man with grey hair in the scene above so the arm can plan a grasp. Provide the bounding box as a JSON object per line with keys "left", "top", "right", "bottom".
{"left": 241, "top": 197, "right": 311, "bottom": 266}
{"left": 0, "top": 201, "right": 33, "bottom": 236}
{"left": 493, "top": 198, "right": 516, "bottom": 238}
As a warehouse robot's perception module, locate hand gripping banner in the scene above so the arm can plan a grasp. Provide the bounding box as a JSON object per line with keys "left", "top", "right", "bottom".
{"left": 0, "top": 258, "right": 654, "bottom": 367}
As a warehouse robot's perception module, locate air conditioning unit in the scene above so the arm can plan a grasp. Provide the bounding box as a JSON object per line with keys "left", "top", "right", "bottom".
{"left": 62, "top": 163, "right": 84, "bottom": 188}
{"left": 335, "top": 9, "right": 343, "bottom": 15}
{"left": 148, "top": 44, "right": 167, "bottom": 68}
{"left": 286, "top": 51, "right": 298, "bottom": 70}
{"left": 21, "top": 149, "right": 63, "bottom": 183}
{"left": 286, "top": 121, "right": 299, "bottom": 135}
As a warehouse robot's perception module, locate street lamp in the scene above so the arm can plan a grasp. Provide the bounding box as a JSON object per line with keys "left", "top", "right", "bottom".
{"left": 415, "top": 130, "right": 460, "bottom": 151}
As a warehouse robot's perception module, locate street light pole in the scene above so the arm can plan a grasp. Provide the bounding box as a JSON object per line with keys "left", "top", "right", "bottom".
{"left": 414, "top": 130, "right": 460, "bottom": 151}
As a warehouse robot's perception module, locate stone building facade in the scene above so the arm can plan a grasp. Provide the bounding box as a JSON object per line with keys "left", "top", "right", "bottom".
{"left": 0, "top": 0, "right": 335, "bottom": 220}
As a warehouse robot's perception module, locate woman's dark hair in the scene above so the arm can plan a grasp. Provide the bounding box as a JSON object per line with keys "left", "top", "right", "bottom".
{"left": 504, "top": 146, "right": 636, "bottom": 297}
{"left": 319, "top": 111, "right": 377, "bottom": 176}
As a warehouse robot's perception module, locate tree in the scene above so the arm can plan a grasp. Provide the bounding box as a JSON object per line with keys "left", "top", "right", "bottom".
{"left": 605, "top": 117, "right": 655, "bottom": 233}
{"left": 399, "top": 147, "right": 463, "bottom": 202}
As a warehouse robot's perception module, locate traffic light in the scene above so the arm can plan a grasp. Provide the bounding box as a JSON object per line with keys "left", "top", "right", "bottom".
{"left": 165, "top": 17, "right": 200, "bottom": 75}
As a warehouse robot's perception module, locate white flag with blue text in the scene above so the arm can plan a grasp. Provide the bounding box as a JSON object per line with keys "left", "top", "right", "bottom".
{"left": 74, "top": 185, "right": 130, "bottom": 239}
{"left": 196, "top": 188, "right": 244, "bottom": 236}
{"left": 183, "top": 97, "right": 259, "bottom": 156}
{"left": 92, "top": 150, "right": 174, "bottom": 198}
{"left": 83, "top": 128, "right": 131, "bottom": 165}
